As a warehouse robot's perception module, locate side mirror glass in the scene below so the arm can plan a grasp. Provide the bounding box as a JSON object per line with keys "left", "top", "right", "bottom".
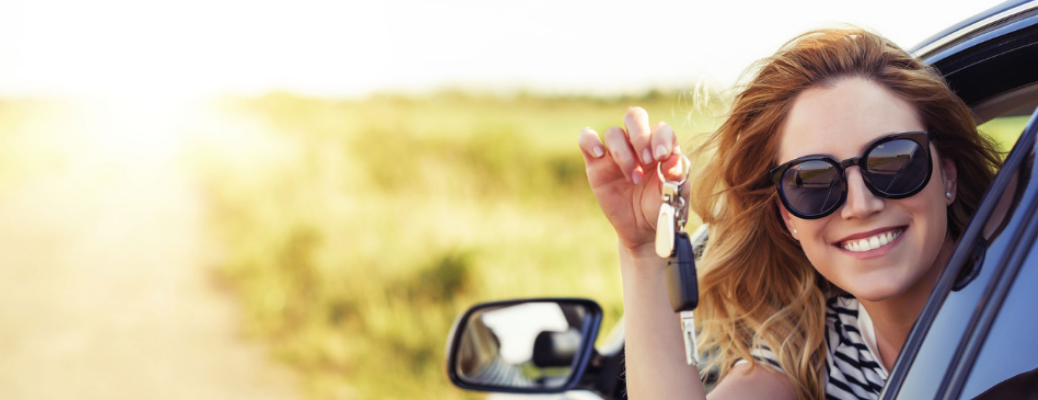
{"left": 446, "top": 298, "right": 602, "bottom": 393}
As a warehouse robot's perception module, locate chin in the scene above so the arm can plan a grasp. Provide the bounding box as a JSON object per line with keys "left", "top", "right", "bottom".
{"left": 847, "top": 288, "right": 902, "bottom": 302}
{"left": 841, "top": 280, "right": 911, "bottom": 302}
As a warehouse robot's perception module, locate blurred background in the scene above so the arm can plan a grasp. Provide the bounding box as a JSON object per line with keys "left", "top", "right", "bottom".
{"left": 0, "top": 1, "right": 1020, "bottom": 399}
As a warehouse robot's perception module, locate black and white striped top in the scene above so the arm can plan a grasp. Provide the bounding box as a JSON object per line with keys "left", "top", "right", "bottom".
{"left": 748, "top": 295, "right": 889, "bottom": 400}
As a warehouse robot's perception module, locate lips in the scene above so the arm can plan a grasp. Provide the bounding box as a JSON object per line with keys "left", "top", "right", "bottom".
{"left": 838, "top": 227, "right": 905, "bottom": 252}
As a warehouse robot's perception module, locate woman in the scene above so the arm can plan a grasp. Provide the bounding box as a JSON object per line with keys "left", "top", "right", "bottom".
{"left": 577, "top": 28, "right": 1002, "bottom": 399}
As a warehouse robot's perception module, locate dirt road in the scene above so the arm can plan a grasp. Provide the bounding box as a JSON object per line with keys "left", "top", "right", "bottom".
{"left": 0, "top": 103, "right": 300, "bottom": 399}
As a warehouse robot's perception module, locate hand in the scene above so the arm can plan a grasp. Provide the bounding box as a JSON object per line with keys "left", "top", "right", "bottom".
{"left": 579, "top": 107, "right": 690, "bottom": 253}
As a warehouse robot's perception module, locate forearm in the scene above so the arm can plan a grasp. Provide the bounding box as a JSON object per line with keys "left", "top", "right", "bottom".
{"left": 619, "top": 242, "right": 706, "bottom": 400}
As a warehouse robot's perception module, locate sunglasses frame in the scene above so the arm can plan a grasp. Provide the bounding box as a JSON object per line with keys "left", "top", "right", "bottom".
{"left": 770, "top": 131, "right": 933, "bottom": 220}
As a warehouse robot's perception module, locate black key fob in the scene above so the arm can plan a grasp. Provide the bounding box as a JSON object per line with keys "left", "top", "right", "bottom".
{"left": 666, "top": 232, "right": 699, "bottom": 312}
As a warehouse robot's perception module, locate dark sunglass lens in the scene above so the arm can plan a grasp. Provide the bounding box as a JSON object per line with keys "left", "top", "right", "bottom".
{"left": 866, "top": 139, "right": 927, "bottom": 195}
{"left": 781, "top": 160, "right": 842, "bottom": 216}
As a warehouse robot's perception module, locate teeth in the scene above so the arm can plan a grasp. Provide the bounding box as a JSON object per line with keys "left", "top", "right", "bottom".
{"left": 841, "top": 229, "right": 902, "bottom": 252}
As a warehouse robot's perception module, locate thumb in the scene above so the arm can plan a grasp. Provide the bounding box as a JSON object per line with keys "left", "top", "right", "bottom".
{"left": 659, "top": 151, "right": 688, "bottom": 183}
{"left": 658, "top": 150, "right": 692, "bottom": 217}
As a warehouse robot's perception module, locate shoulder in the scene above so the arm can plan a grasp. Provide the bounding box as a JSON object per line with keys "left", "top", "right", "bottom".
{"left": 709, "top": 362, "right": 797, "bottom": 400}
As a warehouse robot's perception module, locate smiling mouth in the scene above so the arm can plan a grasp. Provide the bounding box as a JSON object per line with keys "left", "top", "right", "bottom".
{"left": 838, "top": 228, "right": 905, "bottom": 252}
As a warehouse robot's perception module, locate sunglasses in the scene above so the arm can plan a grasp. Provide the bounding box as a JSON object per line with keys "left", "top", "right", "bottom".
{"left": 770, "top": 131, "right": 933, "bottom": 219}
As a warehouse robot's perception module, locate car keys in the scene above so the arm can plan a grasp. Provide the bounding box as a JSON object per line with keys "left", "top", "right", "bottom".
{"left": 655, "top": 201, "right": 675, "bottom": 258}
{"left": 656, "top": 155, "right": 700, "bottom": 366}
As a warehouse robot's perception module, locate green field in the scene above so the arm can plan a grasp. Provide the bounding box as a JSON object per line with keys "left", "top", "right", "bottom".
{"left": 189, "top": 92, "right": 1026, "bottom": 400}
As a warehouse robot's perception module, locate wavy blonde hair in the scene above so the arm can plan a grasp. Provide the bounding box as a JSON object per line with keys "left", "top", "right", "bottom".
{"left": 689, "top": 27, "right": 1002, "bottom": 399}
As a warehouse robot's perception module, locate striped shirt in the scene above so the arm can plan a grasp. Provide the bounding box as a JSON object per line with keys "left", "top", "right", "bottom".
{"left": 747, "top": 295, "right": 890, "bottom": 400}
{"left": 692, "top": 230, "right": 889, "bottom": 398}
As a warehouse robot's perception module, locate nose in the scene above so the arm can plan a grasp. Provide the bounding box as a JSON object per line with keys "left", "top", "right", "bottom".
{"left": 840, "top": 167, "right": 884, "bottom": 220}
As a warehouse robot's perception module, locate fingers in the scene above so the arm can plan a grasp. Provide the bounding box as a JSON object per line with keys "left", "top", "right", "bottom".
{"left": 659, "top": 149, "right": 687, "bottom": 182}
{"left": 577, "top": 127, "right": 606, "bottom": 162}
{"left": 604, "top": 126, "right": 644, "bottom": 185}
{"left": 650, "top": 122, "right": 677, "bottom": 162}
{"left": 582, "top": 107, "right": 678, "bottom": 186}
{"left": 623, "top": 107, "right": 654, "bottom": 166}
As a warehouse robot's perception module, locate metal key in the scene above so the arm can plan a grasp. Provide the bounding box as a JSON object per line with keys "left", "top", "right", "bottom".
{"left": 655, "top": 155, "right": 700, "bottom": 366}
{"left": 656, "top": 171, "right": 683, "bottom": 257}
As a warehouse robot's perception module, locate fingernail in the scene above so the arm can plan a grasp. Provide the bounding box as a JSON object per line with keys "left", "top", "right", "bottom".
{"left": 632, "top": 171, "right": 643, "bottom": 185}
{"left": 592, "top": 146, "right": 604, "bottom": 158}
{"left": 654, "top": 145, "right": 667, "bottom": 160}
{"left": 642, "top": 149, "right": 652, "bottom": 165}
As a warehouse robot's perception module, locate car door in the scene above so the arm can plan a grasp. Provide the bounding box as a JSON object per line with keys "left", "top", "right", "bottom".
{"left": 947, "top": 189, "right": 1038, "bottom": 400}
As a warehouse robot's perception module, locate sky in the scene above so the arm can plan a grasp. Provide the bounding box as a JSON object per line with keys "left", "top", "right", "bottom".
{"left": 0, "top": 0, "right": 1006, "bottom": 98}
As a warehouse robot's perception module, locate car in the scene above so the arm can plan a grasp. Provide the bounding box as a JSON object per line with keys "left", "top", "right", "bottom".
{"left": 444, "top": 1, "right": 1038, "bottom": 399}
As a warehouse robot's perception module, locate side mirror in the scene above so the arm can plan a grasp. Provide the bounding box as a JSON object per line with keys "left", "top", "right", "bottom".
{"left": 445, "top": 298, "right": 603, "bottom": 394}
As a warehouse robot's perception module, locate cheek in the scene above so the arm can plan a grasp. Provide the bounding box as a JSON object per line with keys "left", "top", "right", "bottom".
{"left": 912, "top": 189, "right": 950, "bottom": 249}
{"left": 794, "top": 220, "right": 835, "bottom": 269}
{"left": 910, "top": 171, "right": 951, "bottom": 233}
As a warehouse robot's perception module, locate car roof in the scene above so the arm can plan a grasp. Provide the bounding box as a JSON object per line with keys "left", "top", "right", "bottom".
{"left": 912, "top": 0, "right": 1038, "bottom": 59}
{"left": 908, "top": 0, "right": 1038, "bottom": 120}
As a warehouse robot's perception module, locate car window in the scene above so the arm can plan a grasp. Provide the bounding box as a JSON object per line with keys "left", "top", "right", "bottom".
{"left": 979, "top": 116, "right": 1030, "bottom": 153}
{"left": 958, "top": 245, "right": 1038, "bottom": 399}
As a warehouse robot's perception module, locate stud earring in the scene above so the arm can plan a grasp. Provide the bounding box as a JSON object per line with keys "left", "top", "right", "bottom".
{"left": 946, "top": 192, "right": 952, "bottom": 199}
{"left": 793, "top": 228, "right": 797, "bottom": 235}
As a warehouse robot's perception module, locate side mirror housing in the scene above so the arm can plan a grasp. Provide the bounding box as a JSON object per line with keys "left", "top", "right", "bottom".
{"left": 445, "top": 298, "right": 603, "bottom": 394}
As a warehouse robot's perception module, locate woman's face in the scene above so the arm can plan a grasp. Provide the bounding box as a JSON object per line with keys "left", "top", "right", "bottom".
{"left": 776, "top": 77, "right": 957, "bottom": 302}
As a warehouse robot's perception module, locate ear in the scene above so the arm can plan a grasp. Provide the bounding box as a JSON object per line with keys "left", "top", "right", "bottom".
{"left": 777, "top": 199, "right": 798, "bottom": 240}
{"left": 940, "top": 156, "right": 958, "bottom": 206}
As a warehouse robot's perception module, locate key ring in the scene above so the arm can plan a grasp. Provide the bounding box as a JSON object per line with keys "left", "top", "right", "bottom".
{"left": 657, "top": 153, "right": 692, "bottom": 186}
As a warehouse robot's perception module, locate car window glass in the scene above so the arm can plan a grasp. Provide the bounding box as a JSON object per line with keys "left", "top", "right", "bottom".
{"left": 978, "top": 115, "right": 1029, "bottom": 154}
{"left": 957, "top": 244, "right": 1038, "bottom": 399}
